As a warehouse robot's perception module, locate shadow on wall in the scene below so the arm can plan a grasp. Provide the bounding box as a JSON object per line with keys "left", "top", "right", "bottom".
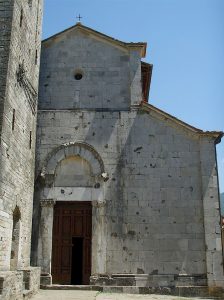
{"left": 220, "top": 193, "right": 224, "bottom": 216}
{"left": 82, "top": 109, "right": 210, "bottom": 275}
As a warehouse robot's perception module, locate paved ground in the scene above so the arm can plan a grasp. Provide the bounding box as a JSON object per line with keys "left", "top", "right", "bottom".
{"left": 31, "top": 290, "right": 98, "bottom": 300}
{"left": 31, "top": 290, "right": 215, "bottom": 300}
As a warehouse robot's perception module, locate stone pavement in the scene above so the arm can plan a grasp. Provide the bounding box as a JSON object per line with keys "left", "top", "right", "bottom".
{"left": 31, "top": 290, "right": 215, "bottom": 300}
{"left": 31, "top": 290, "right": 98, "bottom": 300}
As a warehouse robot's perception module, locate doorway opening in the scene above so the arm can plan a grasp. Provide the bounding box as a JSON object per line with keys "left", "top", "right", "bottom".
{"left": 52, "top": 201, "right": 92, "bottom": 285}
{"left": 71, "top": 237, "right": 83, "bottom": 285}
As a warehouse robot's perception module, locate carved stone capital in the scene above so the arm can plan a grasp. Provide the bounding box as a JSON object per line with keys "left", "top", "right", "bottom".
{"left": 40, "top": 199, "right": 55, "bottom": 207}
{"left": 92, "top": 200, "right": 106, "bottom": 208}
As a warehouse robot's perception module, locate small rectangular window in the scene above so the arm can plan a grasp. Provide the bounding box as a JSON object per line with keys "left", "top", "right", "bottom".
{"left": 12, "top": 109, "right": 15, "bottom": 131}
{"left": 29, "top": 131, "right": 32, "bottom": 149}
{"left": 20, "top": 9, "right": 23, "bottom": 27}
{"left": 35, "top": 50, "right": 38, "bottom": 65}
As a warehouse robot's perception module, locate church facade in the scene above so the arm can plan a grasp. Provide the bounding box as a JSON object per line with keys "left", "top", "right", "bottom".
{"left": 32, "top": 23, "right": 224, "bottom": 290}
{"left": 0, "top": 1, "right": 224, "bottom": 298}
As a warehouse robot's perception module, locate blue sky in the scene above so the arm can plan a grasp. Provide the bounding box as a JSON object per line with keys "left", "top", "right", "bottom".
{"left": 42, "top": 0, "right": 224, "bottom": 192}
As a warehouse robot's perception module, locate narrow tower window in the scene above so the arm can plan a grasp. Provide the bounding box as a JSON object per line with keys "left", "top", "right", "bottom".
{"left": 29, "top": 131, "right": 32, "bottom": 149}
{"left": 20, "top": 9, "right": 23, "bottom": 27}
{"left": 10, "top": 206, "right": 21, "bottom": 271}
{"left": 12, "top": 109, "right": 15, "bottom": 131}
{"left": 35, "top": 50, "right": 38, "bottom": 65}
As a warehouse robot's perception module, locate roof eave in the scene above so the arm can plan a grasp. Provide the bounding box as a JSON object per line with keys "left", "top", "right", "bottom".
{"left": 42, "top": 23, "right": 147, "bottom": 57}
{"left": 127, "top": 43, "right": 147, "bottom": 57}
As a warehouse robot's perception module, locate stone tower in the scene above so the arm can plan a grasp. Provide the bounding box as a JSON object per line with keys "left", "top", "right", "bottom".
{"left": 0, "top": 0, "right": 43, "bottom": 298}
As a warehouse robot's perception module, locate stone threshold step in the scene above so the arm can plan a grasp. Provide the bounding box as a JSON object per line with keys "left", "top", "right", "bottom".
{"left": 41, "top": 285, "right": 224, "bottom": 298}
{"left": 102, "top": 286, "right": 208, "bottom": 293}
{"left": 41, "top": 285, "right": 103, "bottom": 291}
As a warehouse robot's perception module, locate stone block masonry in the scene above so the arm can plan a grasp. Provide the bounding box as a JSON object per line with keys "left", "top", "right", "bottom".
{"left": 32, "top": 24, "right": 224, "bottom": 291}
{"left": 0, "top": 7, "right": 223, "bottom": 297}
{"left": 34, "top": 108, "right": 224, "bottom": 287}
{"left": 0, "top": 0, "right": 14, "bottom": 133}
{"left": 0, "top": 267, "right": 40, "bottom": 300}
{"left": 0, "top": 0, "right": 43, "bottom": 298}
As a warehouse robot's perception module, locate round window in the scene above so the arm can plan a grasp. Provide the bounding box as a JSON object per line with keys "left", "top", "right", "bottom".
{"left": 74, "top": 73, "right": 83, "bottom": 80}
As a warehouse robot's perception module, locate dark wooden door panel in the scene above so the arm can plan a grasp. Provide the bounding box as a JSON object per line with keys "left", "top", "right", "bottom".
{"left": 52, "top": 201, "right": 92, "bottom": 285}
{"left": 73, "top": 215, "right": 83, "bottom": 236}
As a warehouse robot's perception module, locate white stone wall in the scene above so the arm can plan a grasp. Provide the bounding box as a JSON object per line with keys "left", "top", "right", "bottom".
{"left": 39, "top": 29, "right": 142, "bottom": 110}
{"left": 35, "top": 109, "right": 211, "bottom": 276}
{"left": 0, "top": 0, "right": 43, "bottom": 271}
{"left": 35, "top": 28, "right": 223, "bottom": 287}
{"left": 200, "top": 138, "right": 224, "bottom": 287}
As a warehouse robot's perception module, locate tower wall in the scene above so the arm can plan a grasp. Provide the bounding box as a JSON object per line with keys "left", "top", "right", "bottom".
{"left": 0, "top": 0, "right": 43, "bottom": 297}
{"left": 0, "top": 0, "right": 14, "bottom": 133}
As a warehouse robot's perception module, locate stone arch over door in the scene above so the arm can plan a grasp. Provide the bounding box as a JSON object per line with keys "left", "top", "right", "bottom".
{"left": 42, "top": 141, "right": 105, "bottom": 178}
{"left": 38, "top": 142, "right": 107, "bottom": 285}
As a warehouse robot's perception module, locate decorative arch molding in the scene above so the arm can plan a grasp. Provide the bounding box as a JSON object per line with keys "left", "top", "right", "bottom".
{"left": 41, "top": 141, "right": 105, "bottom": 178}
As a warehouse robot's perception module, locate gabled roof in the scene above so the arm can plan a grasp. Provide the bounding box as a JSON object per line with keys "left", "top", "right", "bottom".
{"left": 140, "top": 101, "right": 223, "bottom": 144}
{"left": 42, "top": 22, "right": 147, "bottom": 57}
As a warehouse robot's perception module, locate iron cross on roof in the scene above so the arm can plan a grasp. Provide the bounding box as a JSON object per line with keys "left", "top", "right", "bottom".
{"left": 76, "top": 14, "right": 82, "bottom": 22}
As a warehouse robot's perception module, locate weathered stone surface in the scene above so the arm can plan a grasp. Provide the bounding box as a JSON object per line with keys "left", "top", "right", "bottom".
{"left": 34, "top": 107, "right": 216, "bottom": 276}
{"left": 32, "top": 23, "right": 224, "bottom": 290}
{"left": 0, "top": 0, "right": 43, "bottom": 297}
{"left": 39, "top": 27, "right": 135, "bottom": 110}
{"left": 0, "top": 5, "right": 223, "bottom": 295}
{"left": 0, "top": 267, "right": 40, "bottom": 299}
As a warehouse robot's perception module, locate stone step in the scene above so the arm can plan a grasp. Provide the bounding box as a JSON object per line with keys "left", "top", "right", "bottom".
{"left": 176, "top": 275, "right": 207, "bottom": 287}
{"left": 41, "top": 284, "right": 224, "bottom": 298}
{"left": 41, "top": 284, "right": 103, "bottom": 291}
{"left": 102, "top": 286, "right": 220, "bottom": 297}
{"left": 91, "top": 273, "right": 208, "bottom": 287}
{"left": 23, "top": 290, "right": 33, "bottom": 299}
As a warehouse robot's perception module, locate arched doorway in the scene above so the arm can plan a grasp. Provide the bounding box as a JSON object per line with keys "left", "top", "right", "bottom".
{"left": 51, "top": 153, "right": 93, "bottom": 284}
{"left": 37, "top": 142, "right": 107, "bottom": 285}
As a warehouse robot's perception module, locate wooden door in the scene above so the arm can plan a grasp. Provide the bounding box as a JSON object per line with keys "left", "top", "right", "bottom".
{"left": 52, "top": 201, "right": 92, "bottom": 285}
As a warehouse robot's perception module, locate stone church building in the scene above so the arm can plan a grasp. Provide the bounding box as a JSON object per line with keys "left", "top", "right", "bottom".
{"left": 0, "top": 1, "right": 224, "bottom": 299}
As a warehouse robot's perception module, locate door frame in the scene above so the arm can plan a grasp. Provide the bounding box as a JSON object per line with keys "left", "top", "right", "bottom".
{"left": 51, "top": 201, "right": 92, "bottom": 285}
{"left": 38, "top": 195, "right": 107, "bottom": 285}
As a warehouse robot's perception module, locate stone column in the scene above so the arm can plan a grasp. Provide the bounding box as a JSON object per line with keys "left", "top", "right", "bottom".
{"left": 200, "top": 138, "right": 224, "bottom": 288}
{"left": 91, "top": 200, "right": 107, "bottom": 276}
{"left": 38, "top": 199, "right": 55, "bottom": 285}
